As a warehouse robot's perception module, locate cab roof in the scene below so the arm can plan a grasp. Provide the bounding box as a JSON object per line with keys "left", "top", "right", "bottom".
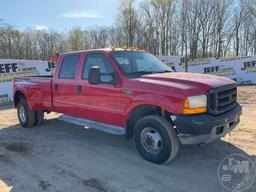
{"left": 61, "top": 48, "right": 145, "bottom": 55}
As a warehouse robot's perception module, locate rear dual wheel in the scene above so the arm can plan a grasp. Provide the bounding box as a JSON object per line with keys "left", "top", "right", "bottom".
{"left": 17, "top": 98, "right": 44, "bottom": 128}
{"left": 34, "top": 110, "right": 44, "bottom": 126}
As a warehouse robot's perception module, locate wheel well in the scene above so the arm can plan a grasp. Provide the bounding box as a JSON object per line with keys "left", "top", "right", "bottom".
{"left": 14, "top": 91, "right": 25, "bottom": 108}
{"left": 126, "top": 104, "right": 170, "bottom": 139}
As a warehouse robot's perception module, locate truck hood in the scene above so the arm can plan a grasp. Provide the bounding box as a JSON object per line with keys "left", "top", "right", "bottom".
{"left": 136, "top": 72, "right": 235, "bottom": 95}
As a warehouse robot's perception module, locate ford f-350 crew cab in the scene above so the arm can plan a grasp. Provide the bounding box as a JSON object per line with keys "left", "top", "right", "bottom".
{"left": 13, "top": 48, "right": 242, "bottom": 164}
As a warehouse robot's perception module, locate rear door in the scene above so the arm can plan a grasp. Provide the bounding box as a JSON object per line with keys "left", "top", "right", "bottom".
{"left": 76, "top": 52, "right": 122, "bottom": 126}
{"left": 52, "top": 54, "right": 81, "bottom": 116}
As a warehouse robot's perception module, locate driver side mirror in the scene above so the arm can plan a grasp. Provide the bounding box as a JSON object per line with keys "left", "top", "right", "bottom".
{"left": 88, "top": 66, "right": 101, "bottom": 84}
{"left": 88, "top": 66, "right": 118, "bottom": 84}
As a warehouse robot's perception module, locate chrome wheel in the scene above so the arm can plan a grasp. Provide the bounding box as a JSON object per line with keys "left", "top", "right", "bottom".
{"left": 140, "top": 127, "right": 163, "bottom": 155}
{"left": 19, "top": 106, "right": 27, "bottom": 123}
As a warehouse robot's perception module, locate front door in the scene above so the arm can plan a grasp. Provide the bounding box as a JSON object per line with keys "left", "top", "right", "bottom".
{"left": 76, "top": 53, "right": 122, "bottom": 126}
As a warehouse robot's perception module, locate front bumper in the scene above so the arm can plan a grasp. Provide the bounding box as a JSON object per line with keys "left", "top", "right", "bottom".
{"left": 171, "top": 104, "right": 242, "bottom": 145}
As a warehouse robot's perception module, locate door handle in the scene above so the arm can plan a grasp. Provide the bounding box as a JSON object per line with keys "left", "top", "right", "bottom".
{"left": 54, "top": 84, "right": 58, "bottom": 92}
{"left": 76, "top": 85, "right": 82, "bottom": 93}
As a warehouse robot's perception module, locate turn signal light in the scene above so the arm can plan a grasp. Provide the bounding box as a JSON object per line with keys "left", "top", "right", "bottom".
{"left": 182, "top": 96, "right": 207, "bottom": 114}
{"left": 183, "top": 107, "right": 207, "bottom": 114}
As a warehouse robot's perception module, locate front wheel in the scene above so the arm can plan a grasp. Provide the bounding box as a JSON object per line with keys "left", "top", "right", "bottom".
{"left": 17, "top": 99, "right": 35, "bottom": 128}
{"left": 134, "top": 115, "right": 179, "bottom": 164}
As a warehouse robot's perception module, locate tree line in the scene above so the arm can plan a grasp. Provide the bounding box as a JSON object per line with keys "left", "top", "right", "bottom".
{"left": 0, "top": 0, "right": 256, "bottom": 60}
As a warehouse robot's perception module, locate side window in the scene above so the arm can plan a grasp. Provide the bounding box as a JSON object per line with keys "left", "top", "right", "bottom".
{"left": 59, "top": 55, "right": 80, "bottom": 79}
{"left": 82, "top": 54, "right": 115, "bottom": 80}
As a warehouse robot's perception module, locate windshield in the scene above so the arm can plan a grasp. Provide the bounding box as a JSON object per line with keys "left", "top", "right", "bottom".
{"left": 110, "top": 51, "right": 172, "bottom": 76}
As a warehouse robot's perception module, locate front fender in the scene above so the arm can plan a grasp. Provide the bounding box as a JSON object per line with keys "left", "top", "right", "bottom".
{"left": 124, "top": 93, "right": 183, "bottom": 116}
{"left": 119, "top": 93, "right": 184, "bottom": 130}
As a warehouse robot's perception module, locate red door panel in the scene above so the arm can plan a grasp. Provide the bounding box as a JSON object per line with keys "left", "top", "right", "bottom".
{"left": 76, "top": 81, "right": 122, "bottom": 126}
{"left": 76, "top": 52, "right": 122, "bottom": 126}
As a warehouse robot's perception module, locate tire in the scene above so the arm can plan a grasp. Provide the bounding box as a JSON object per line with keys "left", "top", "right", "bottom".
{"left": 17, "top": 98, "right": 35, "bottom": 128}
{"left": 134, "top": 115, "right": 179, "bottom": 164}
{"left": 34, "top": 111, "right": 44, "bottom": 126}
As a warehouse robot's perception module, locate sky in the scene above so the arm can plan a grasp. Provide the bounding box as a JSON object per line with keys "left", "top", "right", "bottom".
{"left": 0, "top": 0, "right": 119, "bottom": 31}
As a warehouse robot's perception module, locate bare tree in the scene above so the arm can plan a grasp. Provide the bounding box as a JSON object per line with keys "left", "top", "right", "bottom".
{"left": 67, "top": 27, "right": 90, "bottom": 51}
{"left": 0, "top": 0, "right": 256, "bottom": 60}
{"left": 89, "top": 27, "right": 109, "bottom": 48}
{"left": 248, "top": 0, "right": 256, "bottom": 17}
{"left": 233, "top": 0, "right": 248, "bottom": 56}
{"left": 116, "top": 0, "right": 141, "bottom": 47}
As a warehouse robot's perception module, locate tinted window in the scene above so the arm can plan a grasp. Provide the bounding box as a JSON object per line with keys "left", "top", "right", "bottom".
{"left": 59, "top": 55, "right": 80, "bottom": 79}
{"left": 83, "top": 54, "right": 115, "bottom": 80}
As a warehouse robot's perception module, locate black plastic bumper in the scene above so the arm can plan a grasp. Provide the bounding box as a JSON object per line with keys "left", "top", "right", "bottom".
{"left": 171, "top": 104, "right": 242, "bottom": 145}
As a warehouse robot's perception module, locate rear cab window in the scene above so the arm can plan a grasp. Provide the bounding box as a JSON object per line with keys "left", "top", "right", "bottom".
{"left": 59, "top": 54, "right": 80, "bottom": 79}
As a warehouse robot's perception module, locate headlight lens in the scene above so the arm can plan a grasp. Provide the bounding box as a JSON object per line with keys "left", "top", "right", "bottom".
{"left": 183, "top": 95, "right": 207, "bottom": 114}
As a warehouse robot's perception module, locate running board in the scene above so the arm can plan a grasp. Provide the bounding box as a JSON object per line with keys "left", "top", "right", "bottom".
{"left": 58, "top": 115, "right": 126, "bottom": 135}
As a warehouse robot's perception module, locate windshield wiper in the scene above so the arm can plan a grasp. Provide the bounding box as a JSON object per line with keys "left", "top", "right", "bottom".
{"left": 155, "top": 70, "right": 173, "bottom": 73}
{"left": 128, "top": 71, "right": 155, "bottom": 75}
{"left": 127, "top": 70, "right": 172, "bottom": 76}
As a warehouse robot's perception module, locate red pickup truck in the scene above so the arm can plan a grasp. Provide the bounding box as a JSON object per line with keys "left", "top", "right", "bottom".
{"left": 13, "top": 48, "right": 242, "bottom": 164}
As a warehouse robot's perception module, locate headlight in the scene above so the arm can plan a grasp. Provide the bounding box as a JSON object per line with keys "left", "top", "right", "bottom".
{"left": 183, "top": 95, "right": 207, "bottom": 114}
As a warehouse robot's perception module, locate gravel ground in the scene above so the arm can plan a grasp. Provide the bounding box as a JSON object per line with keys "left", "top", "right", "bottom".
{"left": 0, "top": 86, "right": 255, "bottom": 192}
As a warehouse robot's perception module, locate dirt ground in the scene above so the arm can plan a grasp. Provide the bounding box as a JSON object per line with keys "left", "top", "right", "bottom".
{"left": 0, "top": 86, "right": 255, "bottom": 192}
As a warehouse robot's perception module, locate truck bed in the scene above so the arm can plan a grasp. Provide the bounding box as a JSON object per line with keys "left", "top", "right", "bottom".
{"left": 13, "top": 76, "right": 53, "bottom": 111}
